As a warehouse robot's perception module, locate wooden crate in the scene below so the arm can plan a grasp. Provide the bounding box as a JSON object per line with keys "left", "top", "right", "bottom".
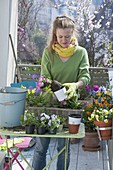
{"left": 27, "top": 106, "right": 83, "bottom": 118}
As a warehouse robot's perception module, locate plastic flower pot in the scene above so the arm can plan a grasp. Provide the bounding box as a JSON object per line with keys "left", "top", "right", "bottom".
{"left": 57, "top": 124, "right": 63, "bottom": 132}
{"left": 36, "top": 126, "right": 46, "bottom": 134}
{"left": 48, "top": 128, "right": 57, "bottom": 134}
{"left": 25, "top": 125, "right": 35, "bottom": 134}
{"left": 68, "top": 113, "right": 81, "bottom": 134}
{"left": 51, "top": 80, "right": 67, "bottom": 101}
{"left": 54, "top": 87, "right": 67, "bottom": 101}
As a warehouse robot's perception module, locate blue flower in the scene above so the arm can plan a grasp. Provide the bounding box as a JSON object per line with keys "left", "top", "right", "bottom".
{"left": 32, "top": 74, "right": 38, "bottom": 79}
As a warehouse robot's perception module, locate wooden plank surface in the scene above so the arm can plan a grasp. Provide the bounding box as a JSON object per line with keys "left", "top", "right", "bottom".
{"left": 76, "top": 140, "right": 104, "bottom": 170}
{"left": 69, "top": 140, "right": 109, "bottom": 170}
{"left": 48, "top": 139, "right": 110, "bottom": 170}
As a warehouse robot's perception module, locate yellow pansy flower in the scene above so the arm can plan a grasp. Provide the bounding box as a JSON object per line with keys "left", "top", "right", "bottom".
{"left": 102, "top": 109, "right": 108, "bottom": 114}
{"left": 28, "top": 89, "right": 31, "bottom": 94}
{"left": 31, "top": 89, "right": 35, "bottom": 94}
{"left": 95, "top": 115, "right": 99, "bottom": 119}
{"left": 106, "top": 91, "right": 112, "bottom": 96}
{"left": 104, "top": 119, "right": 108, "bottom": 123}
{"left": 88, "top": 117, "right": 92, "bottom": 121}
{"left": 91, "top": 114, "right": 94, "bottom": 118}
{"left": 21, "top": 85, "right": 26, "bottom": 89}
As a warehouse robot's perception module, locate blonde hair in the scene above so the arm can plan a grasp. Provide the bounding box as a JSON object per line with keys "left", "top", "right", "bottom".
{"left": 47, "top": 15, "right": 78, "bottom": 56}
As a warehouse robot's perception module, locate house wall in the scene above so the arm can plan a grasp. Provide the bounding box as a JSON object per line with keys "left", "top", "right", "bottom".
{"left": 0, "top": 0, "right": 18, "bottom": 87}
{"left": 7, "top": 0, "right": 18, "bottom": 85}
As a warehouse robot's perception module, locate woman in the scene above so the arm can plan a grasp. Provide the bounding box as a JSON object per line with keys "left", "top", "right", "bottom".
{"left": 32, "top": 15, "right": 90, "bottom": 170}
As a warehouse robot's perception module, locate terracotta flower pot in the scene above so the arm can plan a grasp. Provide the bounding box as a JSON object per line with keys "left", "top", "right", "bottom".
{"left": 82, "top": 131, "right": 100, "bottom": 151}
{"left": 94, "top": 120, "right": 112, "bottom": 140}
{"left": 68, "top": 124, "right": 80, "bottom": 134}
{"left": 68, "top": 113, "right": 81, "bottom": 134}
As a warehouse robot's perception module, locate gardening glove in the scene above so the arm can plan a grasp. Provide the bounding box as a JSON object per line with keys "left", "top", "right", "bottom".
{"left": 63, "top": 83, "right": 78, "bottom": 100}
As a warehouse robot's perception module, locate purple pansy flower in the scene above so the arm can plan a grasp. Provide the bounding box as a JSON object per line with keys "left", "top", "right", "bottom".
{"left": 39, "top": 76, "right": 45, "bottom": 82}
{"left": 85, "top": 85, "right": 91, "bottom": 91}
{"left": 28, "top": 86, "right": 34, "bottom": 90}
{"left": 32, "top": 74, "right": 38, "bottom": 79}
{"left": 93, "top": 85, "right": 99, "bottom": 91}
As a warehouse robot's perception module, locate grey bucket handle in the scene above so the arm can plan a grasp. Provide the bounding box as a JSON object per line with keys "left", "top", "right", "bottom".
{"left": 0, "top": 98, "right": 25, "bottom": 106}
{"left": 4, "top": 91, "right": 27, "bottom": 94}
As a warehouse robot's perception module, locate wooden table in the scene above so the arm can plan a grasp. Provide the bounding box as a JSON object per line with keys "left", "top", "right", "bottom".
{"left": 0, "top": 123, "right": 85, "bottom": 170}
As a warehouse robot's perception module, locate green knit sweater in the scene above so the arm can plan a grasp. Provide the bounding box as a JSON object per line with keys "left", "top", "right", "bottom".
{"left": 41, "top": 46, "right": 90, "bottom": 86}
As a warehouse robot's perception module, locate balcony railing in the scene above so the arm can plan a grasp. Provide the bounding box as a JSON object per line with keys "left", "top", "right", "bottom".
{"left": 18, "top": 64, "right": 110, "bottom": 86}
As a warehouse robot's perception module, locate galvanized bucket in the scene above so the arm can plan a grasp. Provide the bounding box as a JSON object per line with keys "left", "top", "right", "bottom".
{"left": 0, "top": 87, "right": 27, "bottom": 127}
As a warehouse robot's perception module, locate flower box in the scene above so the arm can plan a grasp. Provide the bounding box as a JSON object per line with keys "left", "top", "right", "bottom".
{"left": 27, "top": 106, "right": 83, "bottom": 117}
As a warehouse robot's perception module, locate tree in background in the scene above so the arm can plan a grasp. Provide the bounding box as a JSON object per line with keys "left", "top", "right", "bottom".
{"left": 18, "top": 0, "right": 113, "bottom": 66}
{"left": 73, "top": 0, "right": 113, "bottom": 67}
{"left": 18, "top": 0, "right": 48, "bottom": 64}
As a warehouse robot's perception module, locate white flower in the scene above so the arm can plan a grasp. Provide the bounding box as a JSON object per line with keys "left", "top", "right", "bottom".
{"left": 104, "top": 119, "right": 108, "bottom": 123}
{"left": 45, "top": 114, "right": 50, "bottom": 119}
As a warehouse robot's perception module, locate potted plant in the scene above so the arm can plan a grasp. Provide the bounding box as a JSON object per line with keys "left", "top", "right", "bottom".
{"left": 35, "top": 112, "right": 50, "bottom": 134}
{"left": 20, "top": 110, "right": 36, "bottom": 134}
{"left": 47, "top": 114, "right": 61, "bottom": 134}
{"left": 68, "top": 113, "right": 82, "bottom": 134}
{"left": 82, "top": 103, "right": 100, "bottom": 151}
{"left": 89, "top": 108, "right": 113, "bottom": 140}
{"left": 81, "top": 84, "right": 103, "bottom": 150}
{"left": 82, "top": 83, "right": 113, "bottom": 150}
{"left": 88, "top": 84, "right": 113, "bottom": 140}
{"left": 51, "top": 80, "right": 67, "bottom": 101}
{"left": 26, "top": 87, "right": 46, "bottom": 107}
{"left": 36, "top": 76, "right": 67, "bottom": 101}
{"left": 36, "top": 75, "right": 52, "bottom": 92}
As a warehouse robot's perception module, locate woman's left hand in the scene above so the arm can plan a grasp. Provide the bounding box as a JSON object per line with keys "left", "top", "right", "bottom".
{"left": 63, "top": 82, "right": 78, "bottom": 99}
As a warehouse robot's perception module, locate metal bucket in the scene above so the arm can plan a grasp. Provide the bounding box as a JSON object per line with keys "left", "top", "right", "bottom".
{"left": 0, "top": 87, "right": 27, "bottom": 127}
